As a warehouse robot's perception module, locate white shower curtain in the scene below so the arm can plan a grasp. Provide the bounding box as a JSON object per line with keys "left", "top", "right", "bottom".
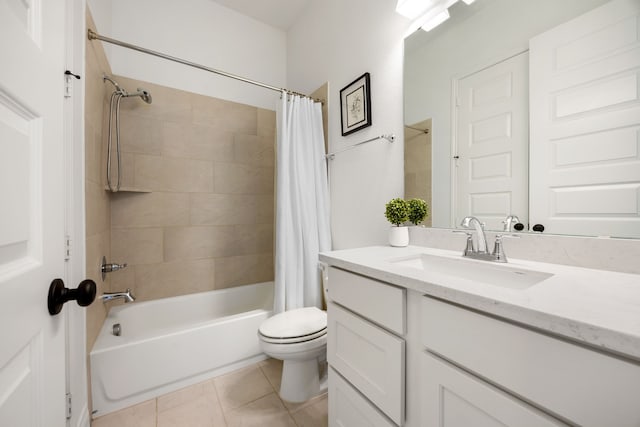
{"left": 274, "top": 92, "right": 331, "bottom": 313}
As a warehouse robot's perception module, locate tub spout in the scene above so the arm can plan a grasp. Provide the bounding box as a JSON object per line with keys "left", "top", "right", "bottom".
{"left": 100, "top": 288, "right": 135, "bottom": 303}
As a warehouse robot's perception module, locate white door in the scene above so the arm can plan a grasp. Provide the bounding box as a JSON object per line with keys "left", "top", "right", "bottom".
{"left": 0, "top": 0, "right": 68, "bottom": 426}
{"left": 421, "top": 353, "right": 566, "bottom": 427}
{"left": 529, "top": 0, "right": 640, "bottom": 237}
{"left": 454, "top": 52, "right": 529, "bottom": 231}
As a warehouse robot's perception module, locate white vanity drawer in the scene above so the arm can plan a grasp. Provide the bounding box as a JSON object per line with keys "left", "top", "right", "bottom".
{"left": 421, "top": 352, "right": 565, "bottom": 427}
{"left": 328, "top": 302, "right": 405, "bottom": 425}
{"left": 329, "top": 267, "right": 406, "bottom": 335}
{"left": 329, "top": 367, "right": 396, "bottom": 427}
{"left": 421, "top": 296, "right": 640, "bottom": 427}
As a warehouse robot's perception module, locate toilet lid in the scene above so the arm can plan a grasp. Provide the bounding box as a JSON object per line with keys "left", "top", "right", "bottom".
{"left": 259, "top": 307, "right": 327, "bottom": 340}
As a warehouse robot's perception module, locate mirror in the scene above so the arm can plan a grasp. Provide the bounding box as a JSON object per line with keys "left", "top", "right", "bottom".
{"left": 403, "top": 0, "right": 640, "bottom": 238}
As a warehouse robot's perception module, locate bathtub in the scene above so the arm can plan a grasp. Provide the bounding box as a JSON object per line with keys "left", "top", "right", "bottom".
{"left": 90, "top": 281, "right": 273, "bottom": 417}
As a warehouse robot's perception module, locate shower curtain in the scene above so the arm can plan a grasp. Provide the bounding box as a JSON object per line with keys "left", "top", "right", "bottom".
{"left": 274, "top": 93, "right": 331, "bottom": 313}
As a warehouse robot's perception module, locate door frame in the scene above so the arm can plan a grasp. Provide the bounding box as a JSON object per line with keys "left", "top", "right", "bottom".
{"left": 63, "top": 0, "right": 89, "bottom": 426}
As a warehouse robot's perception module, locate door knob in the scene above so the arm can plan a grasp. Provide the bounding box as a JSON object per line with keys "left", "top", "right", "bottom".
{"left": 48, "top": 278, "right": 97, "bottom": 315}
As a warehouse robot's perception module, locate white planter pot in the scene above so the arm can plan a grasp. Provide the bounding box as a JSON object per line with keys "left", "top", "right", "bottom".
{"left": 388, "top": 226, "right": 409, "bottom": 247}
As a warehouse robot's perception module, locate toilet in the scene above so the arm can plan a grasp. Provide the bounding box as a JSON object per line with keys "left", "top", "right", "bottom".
{"left": 258, "top": 267, "right": 329, "bottom": 402}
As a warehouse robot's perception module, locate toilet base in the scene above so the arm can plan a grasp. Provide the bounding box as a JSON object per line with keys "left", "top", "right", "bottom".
{"left": 279, "top": 358, "right": 327, "bottom": 403}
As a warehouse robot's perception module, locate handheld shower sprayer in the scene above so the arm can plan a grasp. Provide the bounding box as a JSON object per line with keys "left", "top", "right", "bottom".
{"left": 103, "top": 75, "right": 153, "bottom": 192}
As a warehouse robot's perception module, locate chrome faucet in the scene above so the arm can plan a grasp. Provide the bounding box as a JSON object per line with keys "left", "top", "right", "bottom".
{"left": 100, "top": 288, "right": 135, "bottom": 303}
{"left": 502, "top": 215, "right": 521, "bottom": 232}
{"left": 460, "top": 216, "right": 488, "bottom": 254}
{"left": 457, "top": 216, "right": 518, "bottom": 263}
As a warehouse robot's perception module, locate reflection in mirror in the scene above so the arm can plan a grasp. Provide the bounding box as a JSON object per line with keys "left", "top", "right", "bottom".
{"left": 403, "top": 0, "right": 640, "bottom": 238}
{"left": 404, "top": 119, "right": 432, "bottom": 227}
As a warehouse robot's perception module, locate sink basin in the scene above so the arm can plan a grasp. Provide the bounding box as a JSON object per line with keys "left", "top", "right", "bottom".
{"left": 388, "top": 253, "right": 553, "bottom": 289}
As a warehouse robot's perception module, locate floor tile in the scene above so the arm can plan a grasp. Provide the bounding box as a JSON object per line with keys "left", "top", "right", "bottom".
{"left": 290, "top": 393, "right": 328, "bottom": 427}
{"left": 282, "top": 391, "right": 327, "bottom": 413}
{"left": 214, "top": 365, "right": 274, "bottom": 411}
{"left": 156, "top": 379, "right": 226, "bottom": 427}
{"left": 157, "top": 379, "right": 217, "bottom": 412}
{"left": 259, "top": 358, "right": 283, "bottom": 390}
{"left": 224, "top": 393, "right": 297, "bottom": 427}
{"left": 92, "top": 399, "right": 156, "bottom": 427}
{"left": 157, "top": 394, "right": 226, "bottom": 427}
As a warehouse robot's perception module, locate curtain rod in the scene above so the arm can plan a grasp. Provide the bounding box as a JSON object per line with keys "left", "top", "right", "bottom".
{"left": 326, "top": 134, "right": 395, "bottom": 160}
{"left": 87, "top": 29, "right": 322, "bottom": 103}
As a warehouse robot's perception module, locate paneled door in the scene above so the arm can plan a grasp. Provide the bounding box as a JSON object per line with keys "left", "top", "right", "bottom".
{"left": 454, "top": 52, "right": 529, "bottom": 231}
{"left": 529, "top": 0, "right": 640, "bottom": 237}
{"left": 0, "top": 0, "right": 68, "bottom": 426}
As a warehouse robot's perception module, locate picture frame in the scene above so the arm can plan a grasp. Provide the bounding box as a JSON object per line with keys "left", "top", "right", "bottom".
{"left": 340, "top": 72, "right": 372, "bottom": 136}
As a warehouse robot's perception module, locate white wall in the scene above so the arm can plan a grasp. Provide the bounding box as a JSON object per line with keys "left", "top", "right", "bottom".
{"left": 288, "top": 0, "right": 411, "bottom": 249}
{"left": 404, "top": 0, "right": 609, "bottom": 227}
{"left": 87, "top": 0, "right": 287, "bottom": 110}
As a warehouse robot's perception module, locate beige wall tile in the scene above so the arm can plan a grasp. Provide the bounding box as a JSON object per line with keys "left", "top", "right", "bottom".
{"left": 134, "top": 259, "right": 215, "bottom": 301}
{"left": 86, "top": 180, "right": 110, "bottom": 237}
{"left": 119, "top": 113, "right": 163, "bottom": 155}
{"left": 257, "top": 108, "right": 276, "bottom": 137}
{"left": 136, "top": 156, "right": 214, "bottom": 193}
{"left": 133, "top": 154, "right": 162, "bottom": 191}
{"left": 163, "top": 225, "right": 271, "bottom": 261}
{"left": 164, "top": 226, "right": 236, "bottom": 261}
{"left": 111, "top": 192, "right": 189, "bottom": 227}
{"left": 112, "top": 227, "right": 163, "bottom": 265}
{"left": 192, "top": 94, "right": 257, "bottom": 135}
{"left": 86, "top": 231, "right": 110, "bottom": 352}
{"left": 162, "top": 121, "right": 235, "bottom": 162}
{"left": 190, "top": 194, "right": 273, "bottom": 226}
{"left": 108, "top": 265, "right": 136, "bottom": 296}
{"left": 214, "top": 162, "right": 274, "bottom": 195}
{"left": 214, "top": 253, "right": 274, "bottom": 289}
{"left": 234, "top": 224, "right": 274, "bottom": 255}
{"left": 85, "top": 122, "right": 103, "bottom": 185}
{"left": 234, "top": 134, "right": 275, "bottom": 167}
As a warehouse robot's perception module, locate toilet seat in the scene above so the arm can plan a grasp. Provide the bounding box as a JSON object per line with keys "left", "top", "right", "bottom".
{"left": 259, "top": 307, "right": 327, "bottom": 344}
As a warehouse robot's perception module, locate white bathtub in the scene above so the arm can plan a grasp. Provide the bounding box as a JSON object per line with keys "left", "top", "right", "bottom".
{"left": 90, "top": 281, "right": 273, "bottom": 417}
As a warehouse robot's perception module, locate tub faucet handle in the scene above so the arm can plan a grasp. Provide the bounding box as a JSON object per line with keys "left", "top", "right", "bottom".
{"left": 101, "top": 256, "right": 128, "bottom": 280}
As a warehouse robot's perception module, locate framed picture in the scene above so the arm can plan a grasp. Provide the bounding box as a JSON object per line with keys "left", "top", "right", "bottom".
{"left": 340, "top": 72, "right": 372, "bottom": 136}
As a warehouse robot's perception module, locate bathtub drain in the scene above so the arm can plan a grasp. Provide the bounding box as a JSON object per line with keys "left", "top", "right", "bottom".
{"left": 112, "top": 323, "right": 121, "bottom": 336}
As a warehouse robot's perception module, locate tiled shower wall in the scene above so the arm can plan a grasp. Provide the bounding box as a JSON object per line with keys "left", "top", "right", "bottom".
{"left": 106, "top": 76, "right": 275, "bottom": 302}
{"left": 85, "top": 12, "right": 113, "bottom": 352}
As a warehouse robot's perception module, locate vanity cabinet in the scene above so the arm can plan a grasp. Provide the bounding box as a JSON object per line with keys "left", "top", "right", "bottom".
{"left": 323, "top": 259, "right": 640, "bottom": 427}
{"left": 421, "top": 296, "right": 640, "bottom": 427}
{"left": 327, "top": 267, "right": 406, "bottom": 426}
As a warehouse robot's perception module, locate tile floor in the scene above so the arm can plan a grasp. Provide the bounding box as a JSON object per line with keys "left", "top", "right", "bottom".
{"left": 92, "top": 359, "right": 328, "bottom": 427}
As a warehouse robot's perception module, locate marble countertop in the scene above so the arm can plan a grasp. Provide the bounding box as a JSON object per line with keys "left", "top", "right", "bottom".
{"left": 319, "top": 245, "right": 640, "bottom": 361}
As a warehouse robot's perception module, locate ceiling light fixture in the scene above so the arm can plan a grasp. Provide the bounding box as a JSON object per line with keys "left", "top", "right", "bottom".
{"left": 421, "top": 9, "right": 450, "bottom": 31}
{"left": 398, "top": 0, "right": 479, "bottom": 35}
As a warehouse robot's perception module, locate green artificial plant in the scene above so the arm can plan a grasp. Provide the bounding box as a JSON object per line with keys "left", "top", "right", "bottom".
{"left": 407, "top": 198, "right": 429, "bottom": 225}
{"left": 385, "top": 198, "right": 410, "bottom": 226}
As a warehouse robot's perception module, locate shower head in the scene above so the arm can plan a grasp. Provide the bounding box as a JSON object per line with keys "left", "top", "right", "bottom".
{"left": 123, "top": 88, "right": 152, "bottom": 104}
{"left": 138, "top": 89, "right": 152, "bottom": 104}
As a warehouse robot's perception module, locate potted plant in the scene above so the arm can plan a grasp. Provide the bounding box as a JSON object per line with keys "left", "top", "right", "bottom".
{"left": 385, "top": 198, "right": 410, "bottom": 247}
{"left": 407, "top": 198, "right": 429, "bottom": 226}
